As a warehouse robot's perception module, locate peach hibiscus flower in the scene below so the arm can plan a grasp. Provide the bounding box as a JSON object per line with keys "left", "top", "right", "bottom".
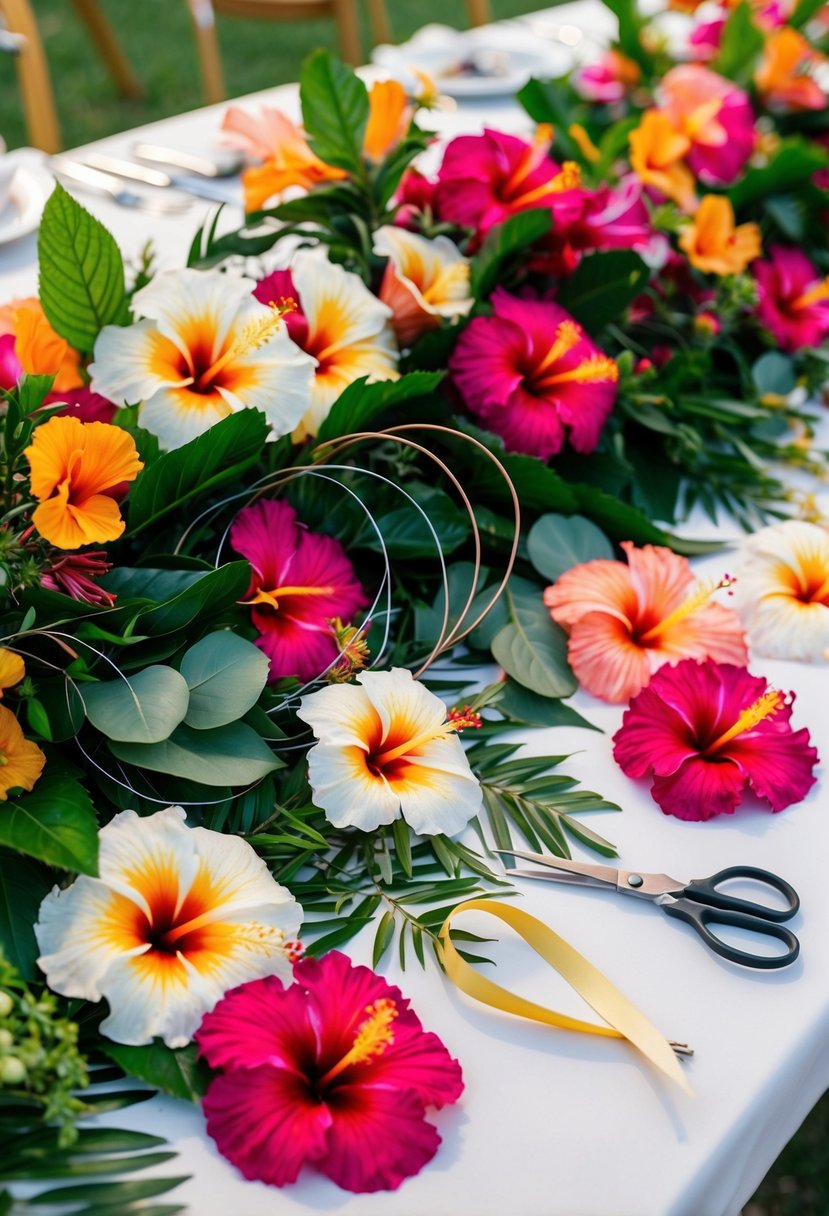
{"left": 545, "top": 542, "right": 747, "bottom": 703}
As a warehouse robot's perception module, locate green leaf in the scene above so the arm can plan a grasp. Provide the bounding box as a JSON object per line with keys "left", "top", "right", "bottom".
{"left": 0, "top": 778, "right": 98, "bottom": 875}
{"left": 490, "top": 576, "right": 576, "bottom": 698}
{"left": 372, "top": 910, "right": 396, "bottom": 967}
{"left": 729, "top": 137, "right": 829, "bottom": 210}
{"left": 471, "top": 209, "right": 552, "bottom": 298}
{"left": 109, "top": 721, "right": 282, "bottom": 786}
{"left": 101, "top": 1042, "right": 209, "bottom": 1103}
{"left": 516, "top": 80, "right": 583, "bottom": 161}
{"left": 752, "top": 351, "right": 796, "bottom": 397}
{"left": 790, "top": 0, "right": 826, "bottom": 27}
{"left": 391, "top": 818, "right": 413, "bottom": 878}
{"left": 180, "top": 632, "right": 269, "bottom": 729}
{"left": 527, "top": 513, "right": 614, "bottom": 581}
{"left": 27, "top": 1176, "right": 190, "bottom": 1208}
{"left": 0, "top": 850, "right": 51, "bottom": 978}
{"left": 299, "top": 49, "right": 369, "bottom": 173}
{"left": 712, "top": 2, "right": 764, "bottom": 84}
{"left": 557, "top": 251, "right": 650, "bottom": 331}
{"left": 600, "top": 0, "right": 654, "bottom": 71}
{"left": 370, "top": 487, "right": 471, "bottom": 559}
{"left": 570, "top": 485, "right": 723, "bottom": 556}
{"left": 494, "top": 680, "right": 600, "bottom": 731}
{"left": 37, "top": 183, "right": 127, "bottom": 354}
{"left": 82, "top": 665, "right": 190, "bottom": 744}
{"left": 127, "top": 409, "right": 269, "bottom": 535}
{"left": 105, "top": 563, "right": 252, "bottom": 636}
{"left": 315, "top": 372, "right": 444, "bottom": 444}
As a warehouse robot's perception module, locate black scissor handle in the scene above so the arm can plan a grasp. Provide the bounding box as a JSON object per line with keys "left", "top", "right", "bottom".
{"left": 662, "top": 898, "right": 800, "bottom": 969}
{"left": 683, "top": 866, "right": 800, "bottom": 923}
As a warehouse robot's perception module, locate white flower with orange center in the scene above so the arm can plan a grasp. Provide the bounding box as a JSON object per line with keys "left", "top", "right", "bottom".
{"left": 732, "top": 520, "right": 829, "bottom": 661}
{"left": 271, "top": 248, "right": 398, "bottom": 441}
{"left": 88, "top": 268, "right": 316, "bottom": 450}
{"left": 373, "top": 226, "right": 473, "bottom": 348}
{"left": 35, "top": 807, "right": 302, "bottom": 1048}
{"left": 297, "top": 667, "right": 483, "bottom": 835}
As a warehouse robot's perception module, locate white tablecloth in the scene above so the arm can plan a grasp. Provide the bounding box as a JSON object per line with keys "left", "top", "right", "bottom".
{"left": 2, "top": 12, "right": 828, "bottom": 1213}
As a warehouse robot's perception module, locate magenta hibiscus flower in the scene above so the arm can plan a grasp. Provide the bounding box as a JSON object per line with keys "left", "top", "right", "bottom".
{"left": 612, "top": 659, "right": 818, "bottom": 822}
{"left": 230, "top": 499, "right": 368, "bottom": 683}
{"left": 196, "top": 950, "right": 464, "bottom": 1193}
{"left": 449, "top": 289, "right": 618, "bottom": 459}
{"left": 752, "top": 246, "right": 829, "bottom": 353}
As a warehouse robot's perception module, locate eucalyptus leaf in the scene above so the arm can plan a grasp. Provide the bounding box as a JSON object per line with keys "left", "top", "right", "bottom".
{"left": 0, "top": 778, "right": 98, "bottom": 875}
{"left": 495, "top": 680, "right": 600, "bottom": 731}
{"left": 181, "top": 632, "right": 269, "bottom": 729}
{"left": 490, "top": 577, "right": 576, "bottom": 698}
{"left": 109, "top": 721, "right": 282, "bottom": 786}
{"left": 752, "top": 351, "right": 796, "bottom": 397}
{"left": 82, "top": 665, "right": 190, "bottom": 744}
{"left": 527, "top": 513, "right": 614, "bottom": 582}
{"left": 37, "top": 183, "right": 127, "bottom": 354}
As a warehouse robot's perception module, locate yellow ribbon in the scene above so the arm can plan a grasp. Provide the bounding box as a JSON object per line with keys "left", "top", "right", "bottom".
{"left": 439, "top": 899, "right": 692, "bottom": 1096}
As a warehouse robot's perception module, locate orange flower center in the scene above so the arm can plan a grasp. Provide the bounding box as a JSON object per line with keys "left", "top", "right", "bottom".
{"left": 368, "top": 721, "right": 457, "bottom": 774}
{"left": 319, "top": 998, "right": 398, "bottom": 1085}
{"left": 247, "top": 584, "right": 336, "bottom": 612}
{"left": 638, "top": 576, "right": 734, "bottom": 645}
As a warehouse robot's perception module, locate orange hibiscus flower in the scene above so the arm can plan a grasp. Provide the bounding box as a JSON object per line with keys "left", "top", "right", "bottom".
{"left": 544, "top": 542, "right": 747, "bottom": 703}
{"left": 25, "top": 417, "right": 143, "bottom": 550}
{"left": 679, "top": 196, "right": 761, "bottom": 276}
{"left": 0, "top": 705, "right": 45, "bottom": 800}
{"left": 0, "top": 297, "right": 83, "bottom": 393}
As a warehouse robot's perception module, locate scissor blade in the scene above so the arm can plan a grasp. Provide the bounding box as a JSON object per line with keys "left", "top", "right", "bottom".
{"left": 494, "top": 849, "right": 620, "bottom": 889}
{"left": 504, "top": 867, "right": 613, "bottom": 888}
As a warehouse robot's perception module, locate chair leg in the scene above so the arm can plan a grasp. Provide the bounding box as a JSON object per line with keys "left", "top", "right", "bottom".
{"left": 331, "top": 0, "right": 361, "bottom": 65}
{"left": 365, "top": 0, "right": 391, "bottom": 47}
{"left": 465, "top": 0, "right": 490, "bottom": 26}
{"left": 69, "top": 0, "right": 144, "bottom": 99}
{"left": 0, "top": 0, "right": 61, "bottom": 152}
{"left": 185, "top": 0, "right": 226, "bottom": 105}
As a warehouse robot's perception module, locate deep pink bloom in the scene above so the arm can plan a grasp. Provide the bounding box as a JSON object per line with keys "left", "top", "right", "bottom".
{"left": 196, "top": 951, "right": 464, "bottom": 1193}
{"left": 574, "top": 50, "right": 642, "bottom": 103}
{"left": 612, "top": 659, "right": 818, "bottom": 821}
{"left": 753, "top": 246, "right": 829, "bottom": 353}
{"left": 449, "top": 289, "right": 618, "bottom": 459}
{"left": 230, "top": 499, "right": 367, "bottom": 683}
{"left": 433, "top": 127, "right": 563, "bottom": 244}
{"left": 55, "top": 387, "right": 117, "bottom": 424}
{"left": 393, "top": 167, "right": 438, "bottom": 230}
{"left": 39, "top": 550, "right": 115, "bottom": 607}
{"left": 535, "top": 177, "right": 662, "bottom": 276}
{"left": 0, "top": 333, "right": 22, "bottom": 391}
{"left": 688, "top": 17, "right": 725, "bottom": 60}
{"left": 252, "top": 269, "right": 309, "bottom": 347}
{"left": 661, "top": 65, "right": 755, "bottom": 185}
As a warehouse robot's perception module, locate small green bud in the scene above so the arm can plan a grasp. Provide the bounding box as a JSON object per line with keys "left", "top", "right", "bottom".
{"left": 0, "top": 990, "right": 13, "bottom": 1017}
{"left": 0, "top": 1056, "right": 26, "bottom": 1085}
{"left": 0, "top": 1029, "right": 13, "bottom": 1051}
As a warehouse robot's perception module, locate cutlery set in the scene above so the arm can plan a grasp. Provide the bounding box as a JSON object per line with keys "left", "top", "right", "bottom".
{"left": 48, "top": 144, "right": 244, "bottom": 215}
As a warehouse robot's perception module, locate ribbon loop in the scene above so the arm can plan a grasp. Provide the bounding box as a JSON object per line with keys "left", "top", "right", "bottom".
{"left": 439, "top": 899, "right": 692, "bottom": 1095}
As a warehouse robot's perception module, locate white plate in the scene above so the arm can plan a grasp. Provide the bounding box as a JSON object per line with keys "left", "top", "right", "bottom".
{"left": 0, "top": 161, "right": 55, "bottom": 247}
{"left": 395, "top": 45, "right": 555, "bottom": 98}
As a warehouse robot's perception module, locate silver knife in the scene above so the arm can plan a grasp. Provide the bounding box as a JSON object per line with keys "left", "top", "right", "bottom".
{"left": 132, "top": 142, "right": 243, "bottom": 178}
{"left": 80, "top": 152, "right": 242, "bottom": 205}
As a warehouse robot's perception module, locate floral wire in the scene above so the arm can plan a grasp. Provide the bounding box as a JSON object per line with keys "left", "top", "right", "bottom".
{"left": 313, "top": 425, "right": 521, "bottom": 672}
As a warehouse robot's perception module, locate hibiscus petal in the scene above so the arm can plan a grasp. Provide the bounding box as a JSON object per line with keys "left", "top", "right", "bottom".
{"left": 297, "top": 951, "right": 404, "bottom": 1071}
{"left": 612, "top": 680, "right": 699, "bottom": 778}
{"left": 322, "top": 1083, "right": 441, "bottom": 1192}
{"left": 306, "top": 742, "right": 401, "bottom": 829}
{"left": 203, "top": 1066, "right": 331, "bottom": 1187}
{"left": 566, "top": 611, "right": 653, "bottom": 703}
{"left": 138, "top": 385, "right": 234, "bottom": 450}
{"left": 729, "top": 725, "right": 819, "bottom": 812}
{"left": 196, "top": 973, "right": 316, "bottom": 1072}
{"left": 363, "top": 1018, "right": 464, "bottom": 1108}
{"left": 395, "top": 741, "right": 484, "bottom": 836}
{"left": 650, "top": 756, "right": 746, "bottom": 820}
{"left": 545, "top": 558, "right": 637, "bottom": 628}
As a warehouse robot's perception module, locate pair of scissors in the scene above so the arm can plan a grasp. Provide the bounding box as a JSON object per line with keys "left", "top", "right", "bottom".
{"left": 496, "top": 850, "right": 801, "bottom": 970}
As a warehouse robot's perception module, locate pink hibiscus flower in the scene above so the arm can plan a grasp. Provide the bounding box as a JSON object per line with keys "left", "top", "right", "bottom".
{"left": 612, "top": 659, "right": 818, "bottom": 821}
{"left": 196, "top": 951, "right": 464, "bottom": 1193}
{"left": 449, "top": 289, "right": 618, "bottom": 459}
{"left": 433, "top": 127, "right": 563, "bottom": 244}
{"left": 536, "top": 176, "right": 661, "bottom": 276}
{"left": 230, "top": 499, "right": 368, "bottom": 683}
{"left": 752, "top": 246, "right": 829, "bottom": 353}
{"left": 688, "top": 17, "right": 726, "bottom": 61}
{"left": 661, "top": 65, "right": 756, "bottom": 185}
{"left": 574, "top": 49, "right": 641, "bottom": 103}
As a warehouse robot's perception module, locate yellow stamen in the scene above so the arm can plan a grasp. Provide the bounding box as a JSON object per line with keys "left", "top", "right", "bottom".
{"left": 534, "top": 321, "right": 583, "bottom": 377}
{"left": 370, "top": 722, "right": 457, "bottom": 769}
{"left": 550, "top": 161, "right": 583, "bottom": 191}
{"left": 196, "top": 303, "right": 288, "bottom": 389}
{"left": 0, "top": 753, "right": 7, "bottom": 767}
{"left": 568, "top": 124, "right": 601, "bottom": 164}
{"left": 639, "top": 576, "right": 733, "bottom": 644}
{"left": 245, "top": 584, "right": 336, "bottom": 610}
{"left": 792, "top": 278, "right": 829, "bottom": 311}
{"left": 538, "top": 354, "right": 620, "bottom": 388}
{"left": 708, "top": 690, "right": 784, "bottom": 752}
{"left": 320, "top": 999, "right": 398, "bottom": 1085}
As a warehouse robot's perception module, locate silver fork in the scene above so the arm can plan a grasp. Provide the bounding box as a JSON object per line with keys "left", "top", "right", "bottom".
{"left": 50, "top": 157, "right": 192, "bottom": 216}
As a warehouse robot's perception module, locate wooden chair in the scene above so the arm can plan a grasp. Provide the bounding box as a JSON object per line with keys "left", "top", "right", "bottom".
{"left": 185, "top": 0, "right": 492, "bottom": 106}
{"left": 0, "top": 0, "right": 142, "bottom": 152}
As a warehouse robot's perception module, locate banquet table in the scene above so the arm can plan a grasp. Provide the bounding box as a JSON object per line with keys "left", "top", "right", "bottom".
{"left": 2, "top": 8, "right": 829, "bottom": 1214}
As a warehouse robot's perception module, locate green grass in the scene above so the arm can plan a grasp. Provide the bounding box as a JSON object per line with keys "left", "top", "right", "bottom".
{"left": 0, "top": 2, "right": 827, "bottom": 1210}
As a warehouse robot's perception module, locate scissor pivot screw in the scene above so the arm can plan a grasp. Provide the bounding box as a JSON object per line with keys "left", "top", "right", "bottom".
{"left": 627, "top": 874, "right": 644, "bottom": 888}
